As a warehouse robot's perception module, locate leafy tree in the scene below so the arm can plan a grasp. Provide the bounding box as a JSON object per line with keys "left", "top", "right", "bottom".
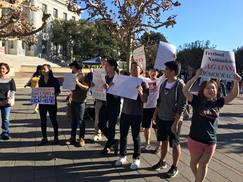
{"left": 139, "top": 31, "right": 167, "bottom": 68}
{"left": 234, "top": 47, "right": 243, "bottom": 75}
{"left": 67, "top": 0, "right": 181, "bottom": 69}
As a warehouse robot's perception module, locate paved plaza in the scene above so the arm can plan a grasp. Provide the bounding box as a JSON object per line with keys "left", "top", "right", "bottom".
{"left": 0, "top": 88, "right": 242, "bottom": 182}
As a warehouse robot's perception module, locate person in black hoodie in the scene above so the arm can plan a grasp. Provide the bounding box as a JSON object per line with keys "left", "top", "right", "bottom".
{"left": 38, "top": 64, "right": 60, "bottom": 145}
{"left": 98, "top": 58, "right": 120, "bottom": 154}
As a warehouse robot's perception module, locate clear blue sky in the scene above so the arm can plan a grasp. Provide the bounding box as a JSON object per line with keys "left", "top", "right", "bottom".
{"left": 81, "top": 0, "right": 243, "bottom": 51}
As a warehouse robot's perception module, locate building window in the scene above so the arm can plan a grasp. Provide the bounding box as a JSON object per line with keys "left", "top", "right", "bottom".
{"left": 53, "top": 8, "right": 58, "bottom": 18}
{"left": 42, "top": 4, "right": 47, "bottom": 14}
{"left": 63, "top": 12, "right": 67, "bottom": 20}
{"left": 72, "top": 16, "right": 75, "bottom": 21}
{"left": 9, "top": 41, "right": 14, "bottom": 49}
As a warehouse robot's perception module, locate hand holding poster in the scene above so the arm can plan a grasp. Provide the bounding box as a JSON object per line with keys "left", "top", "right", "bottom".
{"left": 91, "top": 69, "right": 106, "bottom": 101}
{"left": 154, "top": 41, "right": 176, "bottom": 70}
{"left": 63, "top": 73, "right": 76, "bottom": 90}
{"left": 107, "top": 75, "right": 143, "bottom": 100}
{"left": 133, "top": 46, "right": 146, "bottom": 70}
{"left": 31, "top": 87, "right": 55, "bottom": 105}
{"left": 200, "top": 49, "right": 236, "bottom": 81}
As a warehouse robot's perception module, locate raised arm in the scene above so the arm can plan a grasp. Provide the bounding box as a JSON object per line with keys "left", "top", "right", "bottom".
{"left": 182, "top": 69, "right": 202, "bottom": 102}
{"left": 224, "top": 74, "right": 241, "bottom": 104}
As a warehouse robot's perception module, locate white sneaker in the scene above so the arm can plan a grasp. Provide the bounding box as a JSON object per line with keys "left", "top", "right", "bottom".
{"left": 93, "top": 134, "right": 102, "bottom": 142}
{"left": 115, "top": 156, "right": 127, "bottom": 166}
{"left": 130, "top": 159, "right": 140, "bottom": 170}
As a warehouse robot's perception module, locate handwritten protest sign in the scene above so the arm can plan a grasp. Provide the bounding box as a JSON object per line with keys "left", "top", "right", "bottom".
{"left": 91, "top": 69, "right": 106, "bottom": 101}
{"left": 31, "top": 87, "right": 55, "bottom": 105}
{"left": 107, "top": 75, "right": 143, "bottom": 100}
{"left": 63, "top": 73, "right": 76, "bottom": 90}
{"left": 154, "top": 41, "right": 176, "bottom": 70}
{"left": 133, "top": 46, "right": 146, "bottom": 70}
{"left": 200, "top": 49, "right": 236, "bottom": 81}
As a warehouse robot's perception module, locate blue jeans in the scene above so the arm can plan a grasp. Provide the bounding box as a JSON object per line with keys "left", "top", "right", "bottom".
{"left": 1, "top": 106, "right": 11, "bottom": 136}
{"left": 71, "top": 102, "right": 86, "bottom": 139}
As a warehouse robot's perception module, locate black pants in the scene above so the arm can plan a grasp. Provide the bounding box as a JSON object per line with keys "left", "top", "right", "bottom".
{"left": 119, "top": 113, "right": 142, "bottom": 159}
{"left": 39, "top": 104, "right": 58, "bottom": 139}
{"left": 98, "top": 104, "right": 120, "bottom": 148}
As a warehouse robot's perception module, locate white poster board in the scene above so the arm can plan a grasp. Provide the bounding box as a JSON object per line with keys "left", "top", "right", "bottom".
{"left": 91, "top": 69, "right": 106, "bottom": 101}
{"left": 200, "top": 49, "right": 236, "bottom": 81}
{"left": 154, "top": 41, "right": 176, "bottom": 70}
{"left": 133, "top": 46, "right": 146, "bottom": 70}
{"left": 107, "top": 75, "right": 143, "bottom": 100}
{"left": 63, "top": 73, "right": 76, "bottom": 90}
{"left": 31, "top": 87, "right": 55, "bottom": 105}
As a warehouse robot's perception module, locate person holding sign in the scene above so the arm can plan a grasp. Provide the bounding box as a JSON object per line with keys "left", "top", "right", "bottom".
{"left": 151, "top": 61, "right": 186, "bottom": 178}
{"left": 115, "top": 61, "right": 149, "bottom": 170}
{"left": 0, "top": 63, "right": 16, "bottom": 140}
{"left": 183, "top": 69, "right": 241, "bottom": 182}
{"left": 38, "top": 64, "right": 60, "bottom": 146}
{"left": 67, "top": 61, "right": 89, "bottom": 147}
{"left": 98, "top": 58, "right": 120, "bottom": 154}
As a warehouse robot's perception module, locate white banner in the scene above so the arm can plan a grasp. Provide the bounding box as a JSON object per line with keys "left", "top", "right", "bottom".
{"left": 91, "top": 69, "right": 106, "bottom": 101}
{"left": 133, "top": 46, "right": 146, "bottom": 70}
{"left": 200, "top": 49, "right": 236, "bottom": 81}
{"left": 31, "top": 87, "right": 55, "bottom": 105}
{"left": 154, "top": 41, "right": 176, "bottom": 70}
{"left": 107, "top": 75, "right": 143, "bottom": 100}
{"left": 63, "top": 73, "right": 76, "bottom": 90}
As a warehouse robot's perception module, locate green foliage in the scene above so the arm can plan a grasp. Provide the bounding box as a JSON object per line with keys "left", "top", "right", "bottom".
{"left": 234, "top": 47, "right": 243, "bottom": 75}
{"left": 51, "top": 19, "right": 120, "bottom": 62}
{"left": 176, "top": 40, "right": 216, "bottom": 70}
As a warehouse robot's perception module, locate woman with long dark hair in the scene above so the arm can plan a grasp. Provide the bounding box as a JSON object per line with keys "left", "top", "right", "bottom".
{"left": 38, "top": 64, "right": 60, "bottom": 145}
{"left": 0, "top": 63, "right": 16, "bottom": 140}
{"left": 183, "top": 69, "right": 241, "bottom": 182}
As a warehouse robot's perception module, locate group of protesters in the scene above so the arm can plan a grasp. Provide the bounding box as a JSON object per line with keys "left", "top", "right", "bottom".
{"left": 0, "top": 57, "right": 241, "bottom": 182}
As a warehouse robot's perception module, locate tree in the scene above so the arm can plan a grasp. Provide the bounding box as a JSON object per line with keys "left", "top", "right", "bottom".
{"left": 51, "top": 19, "right": 119, "bottom": 62}
{"left": 234, "top": 47, "right": 243, "bottom": 75}
{"left": 139, "top": 31, "right": 167, "bottom": 67}
{"left": 0, "top": 0, "right": 50, "bottom": 45}
{"left": 67, "top": 0, "right": 181, "bottom": 69}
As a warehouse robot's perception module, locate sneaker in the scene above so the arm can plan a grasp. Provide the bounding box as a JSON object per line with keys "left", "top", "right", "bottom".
{"left": 38, "top": 138, "right": 48, "bottom": 146}
{"left": 93, "top": 133, "right": 102, "bottom": 142}
{"left": 166, "top": 165, "right": 178, "bottom": 178}
{"left": 101, "top": 147, "right": 111, "bottom": 155}
{"left": 130, "top": 159, "right": 140, "bottom": 170}
{"left": 112, "top": 140, "right": 119, "bottom": 155}
{"left": 66, "top": 137, "right": 76, "bottom": 145}
{"left": 79, "top": 138, "right": 85, "bottom": 147}
{"left": 1, "top": 134, "right": 10, "bottom": 140}
{"left": 151, "top": 160, "right": 167, "bottom": 170}
{"left": 115, "top": 156, "right": 127, "bottom": 166}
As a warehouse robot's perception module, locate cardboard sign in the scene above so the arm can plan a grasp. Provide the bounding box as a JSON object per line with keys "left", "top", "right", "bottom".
{"left": 107, "top": 75, "right": 143, "bottom": 100}
{"left": 154, "top": 41, "right": 176, "bottom": 70}
{"left": 133, "top": 46, "right": 146, "bottom": 70}
{"left": 63, "top": 73, "right": 76, "bottom": 90}
{"left": 200, "top": 49, "right": 236, "bottom": 81}
{"left": 31, "top": 87, "right": 55, "bottom": 105}
{"left": 91, "top": 69, "right": 106, "bottom": 101}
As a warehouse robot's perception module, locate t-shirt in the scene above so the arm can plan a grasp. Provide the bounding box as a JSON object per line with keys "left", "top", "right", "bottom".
{"left": 189, "top": 95, "right": 225, "bottom": 144}
{"left": 122, "top": 81, "right": 149, "bottom": 116}
{"left": 143, "top": 75, "right": 166, "bottom": 109}
{"left": 72, "top": 76, "right": 88, "bottom": 103}
{"left": 0, "top": 78, "right": 16, "bottom": 100}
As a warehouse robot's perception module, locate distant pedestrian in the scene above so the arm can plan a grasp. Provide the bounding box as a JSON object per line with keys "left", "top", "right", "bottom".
{"left": 0, "top": 63, "right": 16, "bottom": 140}
{"left": 38, "top": 64, "right": 60, "bottom": 146}
{"left": 183, "top": 69, "right": 241, "bottom": 182}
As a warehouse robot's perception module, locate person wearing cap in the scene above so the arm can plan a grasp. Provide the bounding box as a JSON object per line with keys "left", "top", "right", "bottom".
{"left": 115, "top": 61, "right": 149, "bottom": 170}
{"left": 151, "top": 61, "right": 186, "bottom": 178}
{"left": 67, "top": 61, "right": 89, "bottom": 147}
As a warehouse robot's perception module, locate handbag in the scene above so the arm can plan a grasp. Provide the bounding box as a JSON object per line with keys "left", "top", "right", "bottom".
{"left": 7, "top": 90, "right": 15, "bottom": 107}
